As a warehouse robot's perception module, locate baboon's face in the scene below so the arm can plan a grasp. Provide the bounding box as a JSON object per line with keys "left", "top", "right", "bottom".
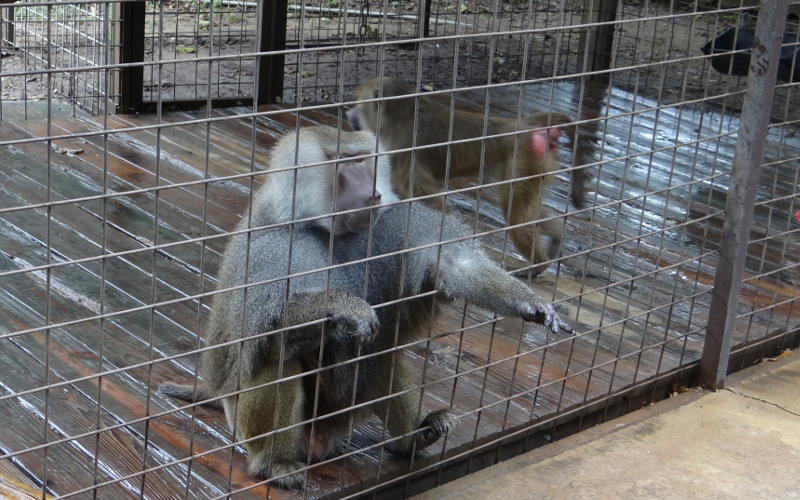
{"left": 330, "top": 157, "right": 381, "bottom": 235}
{"left": 346, "top": 86, "right": 379, "bottom": 134}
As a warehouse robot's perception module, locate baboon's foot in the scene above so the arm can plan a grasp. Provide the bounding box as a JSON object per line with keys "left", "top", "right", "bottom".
{"left": 250, "top": 457, "right": 311, "bottom": 491}
{"left": 415, "top": 409, "right": 457, "bottom": 451}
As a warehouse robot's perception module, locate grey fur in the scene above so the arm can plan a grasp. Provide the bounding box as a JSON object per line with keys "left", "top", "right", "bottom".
{"left": 160, "top": 125, "right": 571, "bottom": 490}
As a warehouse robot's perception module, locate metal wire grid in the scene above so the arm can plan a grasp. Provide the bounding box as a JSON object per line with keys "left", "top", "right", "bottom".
{"left": 142, "top": 0, "right": 257, "bottom": 102}
{"left": 139, "top": 0, "right": 423, "bottom": 104}
{"left": 0, "top": 1, "right": 798, "bottom": 498}
{"left": 136, "top": 0, "right": 589, "bottom": 105}
{"left": 2, "top": 1, "right": 770, "bottom": 111}
{"left": 731, "top": 79, "right": 800, "bottom": 365}
{"left": 0, "top": 1, "right": 591, "bottom": 109}
{"left": 0, "top": 0, "right": 118, "bottom": 115}
{"left": 283, "top": 0, "right": 589, "bottom": 106}
{"left": 139, "top": 0, "right": 425, "bottom": 103}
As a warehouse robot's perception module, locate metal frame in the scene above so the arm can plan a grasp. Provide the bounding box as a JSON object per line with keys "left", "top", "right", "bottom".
{"left": 578, "top": 0, "right": 618, "bottom": 84}
{"left": 700, "top": 0, "right": 789, "bottom": 390}
{"left": 118, "top": 0, "right": 144, "bottom": 112}
{"left": 0, "top": 0, "right": 797, "bottom": 497}
{"left": 256, "top": 0, "right": 287, "bottom": 105}
{"left": 117, "top": 0, "right": 290, "bottom": 111}
{"left": 1, "top": 3, "right": 14, "bottom": 46}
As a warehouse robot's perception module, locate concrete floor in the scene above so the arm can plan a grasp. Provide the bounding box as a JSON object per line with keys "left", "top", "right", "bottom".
{"left": 413, "top": 351, "right": 800, "bottom": 500}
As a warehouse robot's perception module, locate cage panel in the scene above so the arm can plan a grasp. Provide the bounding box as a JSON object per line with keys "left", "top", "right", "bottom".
{"left": 0, "top": 0, "right": 798, "bottom": 498}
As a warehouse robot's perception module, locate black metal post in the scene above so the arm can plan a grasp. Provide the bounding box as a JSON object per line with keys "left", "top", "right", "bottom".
{"left": 577, "top": 0, "right": 617, "bottom": 83}
{"left": 257, "top": 0, "right": 288, "bottom": 105}
{"left": 119, "top": 0, "right": 145, "bottom": 113}
{"left": 700, "top": 0, "right": 788, "bottom": 390}
{"left": 2, "top": 3, "right": 14, "bottom": 47}
{"left": 422, "top": 0, "right": 432, "bottom": 38}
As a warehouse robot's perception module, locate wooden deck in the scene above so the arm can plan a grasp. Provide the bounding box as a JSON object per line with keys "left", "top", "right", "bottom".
{"left": 0, "top": 81, "right": 798, "bottom": 499}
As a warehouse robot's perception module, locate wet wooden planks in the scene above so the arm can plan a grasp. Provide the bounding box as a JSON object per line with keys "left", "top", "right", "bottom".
{"left": 0, "top": 83, "right": 797, "bottom": 499}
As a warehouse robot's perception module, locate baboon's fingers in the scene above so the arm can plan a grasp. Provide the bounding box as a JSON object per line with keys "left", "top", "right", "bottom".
{"left": 331, "top": 305, "right": 379, "bottom": 344}
{"left": 518, "top": 300, "right": 573, "bottom": 335}
{"left": 558, "top": 318, "right": 576, "bottom": 335}
{"left": 415, "top": 409, "right": 457, "bottom": 451}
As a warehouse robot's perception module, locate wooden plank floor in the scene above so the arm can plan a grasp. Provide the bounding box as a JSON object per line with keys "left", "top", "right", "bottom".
{"left": 0, "top": 81, "right": 798, "bottom": 499}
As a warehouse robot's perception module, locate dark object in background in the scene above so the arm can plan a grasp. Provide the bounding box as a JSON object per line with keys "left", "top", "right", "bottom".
{"left": 702, "top": 27, "right": 800, "bottom": 82}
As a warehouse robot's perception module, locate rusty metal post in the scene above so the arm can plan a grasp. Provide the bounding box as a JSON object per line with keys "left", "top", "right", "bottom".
{"left": 700, "top": 0, "right": 788, "bottom": 390}
{"left": 256, "top": 0, "right": 287, "bottom": 105}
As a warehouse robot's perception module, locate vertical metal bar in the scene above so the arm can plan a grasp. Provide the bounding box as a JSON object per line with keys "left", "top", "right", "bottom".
{"left": 257, "top": 0, "right": 287, "bottom": 105}
{"left": 700, "top": 0, "right": 787, "bottom": 390}
{"left": 109, "top": 2, "right": 119, "bottom": 113}
{"left": 422, "top": 0, "right": 432, "bottom": 37}
{"left": 119, "top": 0, "right": 144, "bottom": 112}
{"left": 3, "top": 4, "right": 15, "bottom": 46}
{"left": 42, "top": 5, "right": 53, "bottom": 497}
{"left": 577, "top": 0, "right": 617, "bottom": 82}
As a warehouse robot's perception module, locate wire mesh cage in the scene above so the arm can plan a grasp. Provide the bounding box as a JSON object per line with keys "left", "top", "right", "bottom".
{"left": 1, "top": 0, "right": 118, "bottom": 114}
{"left": 0, "top": 0, "right": 798, "bottom": 498}
{"left": 141, "top": 0, "right": 257, "bottom": 103}
{"left": 281, "top": 0, "right": 589, "bottom": 105}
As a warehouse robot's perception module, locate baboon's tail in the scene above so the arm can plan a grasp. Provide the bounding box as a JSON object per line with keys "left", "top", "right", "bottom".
{"left": 159, "top": 381, "right": 223, "bottom": 409}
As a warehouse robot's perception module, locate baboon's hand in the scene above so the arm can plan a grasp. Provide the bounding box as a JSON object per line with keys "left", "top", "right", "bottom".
{"left": 330, "top": 301, "right": 379, "bottom": 344}
{"left": 517, "top": 298, "right": 573, "bottom": 335}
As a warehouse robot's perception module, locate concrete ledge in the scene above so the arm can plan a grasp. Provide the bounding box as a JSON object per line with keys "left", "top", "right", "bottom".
{"left": 413, "top": 351, "right": 800, "bottom": 500}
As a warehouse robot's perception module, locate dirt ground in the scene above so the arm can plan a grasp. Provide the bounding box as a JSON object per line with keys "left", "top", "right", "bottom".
{"left": 0, "top": 0, "right": 792, "bottom": 117}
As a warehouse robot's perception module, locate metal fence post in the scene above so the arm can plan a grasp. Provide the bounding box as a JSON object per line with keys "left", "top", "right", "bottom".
{"left": 118, "top": 0, "right": 145, "bottom": 112}
{"left": 578, "top": 0, "right": 618, "bottom": 83}
{"left": 700, "top": 0, "right": 788, "bottom": 390}
{"left": 256, "top": 0, "right": 287, "bottom": 105}
{"left": 422, "top": 0, "right": 432, "bottom": 37}
{"left": 1, "top": 3, "right": 15, "bottom": 47}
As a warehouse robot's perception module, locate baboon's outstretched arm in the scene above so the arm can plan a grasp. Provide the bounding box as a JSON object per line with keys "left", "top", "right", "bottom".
{"left": 436, "top": 246, "right": 572, "bottom": 334}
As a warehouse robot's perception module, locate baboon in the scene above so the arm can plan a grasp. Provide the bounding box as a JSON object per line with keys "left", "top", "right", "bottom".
{"left": 161, "top": 125, "right": 572, "bottom": 489}
{"left": 346, "top": 77, "right": 589, "bottom": 274}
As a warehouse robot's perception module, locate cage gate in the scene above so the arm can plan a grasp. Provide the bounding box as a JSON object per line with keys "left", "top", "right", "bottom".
{"left": 0, "top": 0, "right": 798, "bottom": 498}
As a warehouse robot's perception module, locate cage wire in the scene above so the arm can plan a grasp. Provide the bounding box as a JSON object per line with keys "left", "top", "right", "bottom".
{"left": 1, "top": 0, "right": 118, "bottom": 114}
{"left": 0, "top": 0, "right": 798, "bottom": 498}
